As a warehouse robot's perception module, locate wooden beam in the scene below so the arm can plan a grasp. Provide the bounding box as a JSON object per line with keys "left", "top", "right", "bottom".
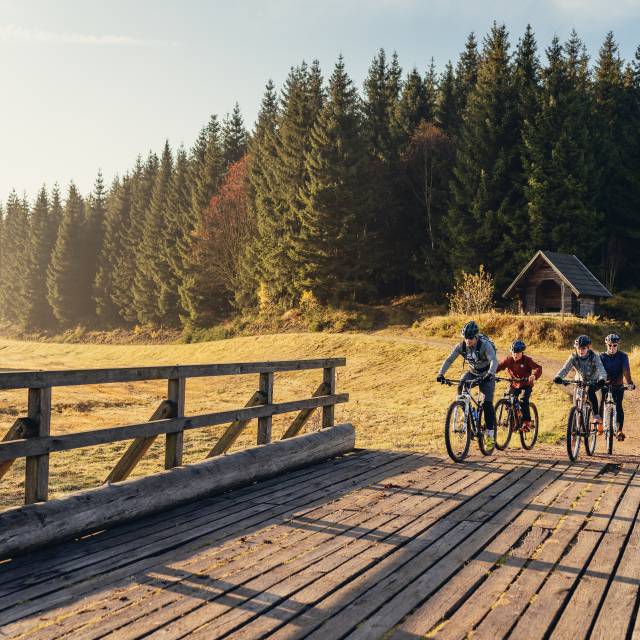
{"left": 257, "top": 372, "right": 274, "bottom": 445}
{"left": 0, "top": 358, "right": 347, "bottom": 390}
{"left": 0, "top": 424, "right": 356, "bottom": 558}
{"left": 0, "top": 418, "right": 34, "bottom": 481}
{"left": 0, "top": 394, "right": 350, "bottom": 461}
{"left": 207, "top": 391, "right": 266, "bottom": 457}
{"left": 281, "top": 382, "right": 330, "bottom": 440}
{"left": 24, "top": 387, "right": 51, "bottom": 504}
{"left": 165, "top": 378, "right": 185, "bottom": 470}
{"left": 322, "top": 367, "right": 336, "bottom": 429}
{"left": 104, "top": 400, "right": 174, "bottom": 484}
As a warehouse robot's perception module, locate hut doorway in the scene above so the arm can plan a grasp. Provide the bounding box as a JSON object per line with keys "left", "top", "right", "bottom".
{"left": 536, "top": 279, "right": 561, "bottom": 313}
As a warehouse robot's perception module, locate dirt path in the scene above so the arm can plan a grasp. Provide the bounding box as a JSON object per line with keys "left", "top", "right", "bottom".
{"left": 366, "top": 330, "right": 640, "bottom": 456}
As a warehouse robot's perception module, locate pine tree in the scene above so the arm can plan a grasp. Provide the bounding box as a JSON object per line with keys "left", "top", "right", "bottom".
{"left": 47, "top": 183, "right": 90, "bottom": 326}
{"left": 133, "top": 141, "right": 174, "bottom": 325}
{"left": 395, "top": 68, "right": 431, "bottom": 141}
{"left": 222, "top": 103, "right": 248, "bottom": 168}
{"left": 447, "top": 23, "right": 520, "bottom": 288}
{"left": 436, "top": 61, "right": 458, "bottom": 134}
{"left": 84, "top": 171, "right": 107, "bottom": 322}
{"left": 297, "top": 56, "right": 373, "bottom": 302}
{"left": 523, "top": 34, "right": 601, "bottom": 264}
{"left": 25, "top": 186, "right": 58, "bottom": 329}
{"left": 455, "top": 33, "right": 480, "bottom": 122}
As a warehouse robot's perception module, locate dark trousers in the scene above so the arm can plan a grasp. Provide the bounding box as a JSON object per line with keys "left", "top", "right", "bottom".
{"left": 511, "top": 386, "right": 532, "bottom": 421}
{"left": 459, "top": 371, "right": 496, "bottom": 430}
{"left": 600, "top": 387, "right": 625, "bottom": 428}
{"left": 587, "top": 387, "right": 600, "bottom": 416}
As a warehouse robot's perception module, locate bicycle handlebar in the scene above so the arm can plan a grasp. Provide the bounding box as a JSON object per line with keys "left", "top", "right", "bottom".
{"left": 440, "top": 376, "right": 483, "bottom": 388}
{"left": 556, "top": 379, "right": 600, "bottom": 387}
{"left": 495, "top": 376, "right": 529, "bottom": 383}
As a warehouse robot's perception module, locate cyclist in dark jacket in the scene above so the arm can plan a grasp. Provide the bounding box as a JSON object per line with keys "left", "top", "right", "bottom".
{"left": 437, "top": 320, "right": 498, "bottom": 438}
{"left": 599, "top": 333, "right": 635, "bottom": 441}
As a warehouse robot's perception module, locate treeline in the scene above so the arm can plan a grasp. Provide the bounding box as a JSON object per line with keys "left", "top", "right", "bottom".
{"left": 1, "top": 24, "right": 639, "bottom": 332}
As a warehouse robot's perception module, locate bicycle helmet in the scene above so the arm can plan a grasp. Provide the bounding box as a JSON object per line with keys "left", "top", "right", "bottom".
{"left": 574, "top": 335, "right": 591, "bottom": 349}
{"left": 511, "top": 339, "right": 526, "bottom": 353}
{"left": 605, "top": 333, "right": 621, "bottom": 345}
{"left": 461, "top": 320, "right": 479, "bottom": 339}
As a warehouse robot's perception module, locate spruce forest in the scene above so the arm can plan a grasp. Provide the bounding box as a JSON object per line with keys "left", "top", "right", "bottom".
{"left": 1, "top": 24, "right": 639, "bottom": 333}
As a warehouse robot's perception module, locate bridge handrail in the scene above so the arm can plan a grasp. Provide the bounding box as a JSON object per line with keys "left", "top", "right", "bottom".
{"left": 0, "top": 357, "right": 347, "bottom": 506}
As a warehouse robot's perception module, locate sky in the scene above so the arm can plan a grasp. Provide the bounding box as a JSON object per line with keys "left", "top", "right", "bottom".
{"left": 1, "top": 0, "right": 639, "bottom": 203}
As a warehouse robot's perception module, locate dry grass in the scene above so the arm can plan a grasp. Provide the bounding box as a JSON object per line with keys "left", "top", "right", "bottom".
{"left": 0, "top": 330, "right": 577, "bottom": 510}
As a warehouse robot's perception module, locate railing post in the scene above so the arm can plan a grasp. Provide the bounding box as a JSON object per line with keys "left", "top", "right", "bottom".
{"left": 322, "top": 367, "right": 336, "bottom": 428}
{"left": 165, "top": 377, "right": 186, "bottom": 469}
{"left": 25, "top": 387, "right": 51, "bottom": 504}
{"left": 257, "top": 372, "right": 274, "bottom": 444}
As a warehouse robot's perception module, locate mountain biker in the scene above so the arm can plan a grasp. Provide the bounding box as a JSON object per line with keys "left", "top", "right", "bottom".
{"left": 599, "top": 333, "right": 635, "bottom": 441}
{"left": 496, "top": 339, "right": 542, "bottom": 432}
{"left": 554, "top": 335, "right": 607, "bottom": 430}
{"left": 437, "top": 320, "right": 498, "bottom": 440}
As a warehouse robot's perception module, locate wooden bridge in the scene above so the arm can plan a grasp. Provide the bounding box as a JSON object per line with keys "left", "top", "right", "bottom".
{"left": 1, "top": 362, "right": 640, "bottom": 638}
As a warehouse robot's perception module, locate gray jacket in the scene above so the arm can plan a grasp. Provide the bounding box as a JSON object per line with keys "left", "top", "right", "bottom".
{"left": 438, "top": 337, "right": 498, "bottom": 376}
{"left": 556, "top": 351, "right": 607, "bottom": 382}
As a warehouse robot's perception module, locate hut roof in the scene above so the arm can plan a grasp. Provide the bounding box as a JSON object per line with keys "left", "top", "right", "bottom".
{"left": 503, "top": 250, "right": 612, "bottom": 299}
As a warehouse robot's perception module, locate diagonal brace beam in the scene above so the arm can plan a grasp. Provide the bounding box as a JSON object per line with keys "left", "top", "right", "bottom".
{"left": 281, "top": 382, "right": 330, "bottom": 440}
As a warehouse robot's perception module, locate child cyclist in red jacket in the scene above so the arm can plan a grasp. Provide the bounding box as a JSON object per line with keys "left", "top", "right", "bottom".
{"left": 496, "top": 339, "right": 543, "bottom": 431}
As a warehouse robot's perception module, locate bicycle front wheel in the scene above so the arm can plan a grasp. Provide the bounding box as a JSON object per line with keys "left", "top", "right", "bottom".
{"left": 567, "top": 406, "right": 580, "bottom": 461}
{"left": 605, "top": 405, "right": 615, "bottom": 455}
{"left": 494, "top": 399, "right": 513, "bottom": 450}
{"left": 584, "top": 404, "right": 597, "bottom": 456}
{"left": 520, "top": 403, "right": 539, "bottom": 451}
{"left": 445, "top": 400, "right": 471, "bottom": 463}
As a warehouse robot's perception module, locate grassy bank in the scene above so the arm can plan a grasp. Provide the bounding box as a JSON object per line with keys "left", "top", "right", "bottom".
{"left": 0, "top": 331, "right": 574, "bottom": 509}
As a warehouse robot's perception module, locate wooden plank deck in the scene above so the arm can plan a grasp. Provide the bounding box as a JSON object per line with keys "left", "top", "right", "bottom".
{"left": 1, "top": 449, "right": 640, "bottom": 639}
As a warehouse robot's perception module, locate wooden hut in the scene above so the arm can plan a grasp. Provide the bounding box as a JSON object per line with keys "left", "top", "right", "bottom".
{"left": 503, "top": 250, "right": 612, "bottom": 317}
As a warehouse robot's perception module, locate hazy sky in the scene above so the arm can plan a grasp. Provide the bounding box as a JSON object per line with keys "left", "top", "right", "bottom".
{"left": 1, "top": 0, "right": 639, "bottom": 203}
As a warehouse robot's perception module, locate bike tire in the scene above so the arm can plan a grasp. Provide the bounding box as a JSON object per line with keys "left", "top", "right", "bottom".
{"left": 567, "top": 406, "right": 580, "bottom": 461}
{"left": 520, "top": 403, "right": 539, "bottom": 451}
{"left": 445, "top": 400, "right": 471, "bottom": 463}
{"left": 584, "top": 404, "right": 597, "bottom": 456}
{"left": 494, "top": 399, "right": 513, "bottom": 451}
{"left": 605, "top": 405, "right": 615, "bottom": 455}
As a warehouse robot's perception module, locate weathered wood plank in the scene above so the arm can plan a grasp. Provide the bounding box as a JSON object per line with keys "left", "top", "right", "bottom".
{"left": 257, "top": 372, "right": 274, "bottom": 445}
{"left": 0, "top": 393, "right": 349, "bottom": 462}
{"left": 281, "top": 383, "right": 329, "bottom": 440}
{"left": 0, "top": 358, "right": 347, "bottom": 390}
{"left": 0, "top": 417, "right": 33, "bottom": 480}
{"left": 104, "top": 400, "right": 174, "bottom": 484}
{"left": 24, "top": 387, "right": 51, "bottom": 504}
{"left": 207, "top": 390, "right": 266, "bottom": 456}
{"left": 0, "top": 424, "right": 355, "bottom": 559}
{"left": 164, "top": 378, "right": 185, "bottom": 469}
{"left": 322, "top": 366, "right": 336, "bottom": 429}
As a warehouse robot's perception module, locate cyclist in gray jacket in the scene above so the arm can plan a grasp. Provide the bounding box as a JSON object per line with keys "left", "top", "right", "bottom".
{"left": 437, "top": 320, "right": 498, "bottom": 437}
{"left": 554, "top": 335, "right": 606, "bottom": 427}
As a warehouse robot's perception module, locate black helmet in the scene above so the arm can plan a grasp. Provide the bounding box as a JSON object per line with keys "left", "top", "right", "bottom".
{"left": 574, "top": 335, "right": 591, "bottom": 349}
{"left": 461, "top": 321, "right": 479, "bottom": 339}
{"left": 605, "top": 333, "right": 621, "bottom": 345}
{"left": 511, "top": 339, "right": 526, "bottom": 353}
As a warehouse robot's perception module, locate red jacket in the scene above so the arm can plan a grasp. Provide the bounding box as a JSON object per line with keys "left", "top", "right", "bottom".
{"left": 497, "top": 354, "right": 542, "bottom": 388}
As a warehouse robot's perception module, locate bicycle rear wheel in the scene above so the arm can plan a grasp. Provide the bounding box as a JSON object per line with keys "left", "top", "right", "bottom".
{"left": 567, "top": 406, "right": 580, "bottom": 461}
{"left": 520, "top": 403, "right": 539, "bottom": 451}
{"left": 445, "top": 400, "right": 470, "bottom": 463}
{"left": 584, "top": 404, "right": 597, "bottom": 456}
{"left": 494, "top": 399, "right": 513, "bottom": 450}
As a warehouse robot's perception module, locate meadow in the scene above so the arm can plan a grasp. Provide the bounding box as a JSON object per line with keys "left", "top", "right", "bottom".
{"left": 3, "top": 314, "right": 625, "bottom": 510}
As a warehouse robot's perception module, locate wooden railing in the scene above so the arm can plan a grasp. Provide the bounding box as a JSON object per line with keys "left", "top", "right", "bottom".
{"left": 0, "top": 358, "right": 347, "bottom": 505}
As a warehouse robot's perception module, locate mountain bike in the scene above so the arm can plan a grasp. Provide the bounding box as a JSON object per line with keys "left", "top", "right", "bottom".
{"left": 601, "top": 383, "right": 634, "bottom": 455}
{"left": 442, "top": 375, "right": 495, "bottom": 462}
{"left": 494, "top": 377, "right": 539, "bottom": 451}
{"left": 558, "top": 379, "right": 598, "bottom": 461}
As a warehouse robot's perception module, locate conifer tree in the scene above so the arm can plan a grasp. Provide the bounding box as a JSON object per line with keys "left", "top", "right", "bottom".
{"left": 436, "top": 61, "right": 458, "bottom": 134}
{"left": 298, "top": 56, "right": 373, "bottom": 302}
{"left": 447, "top": 23, "right": 520, "bottom": 288}
{"left": 395, "top": 68, "right": 431, "bottom": 141}
{"left": 47, "top": 183, "right": 90, "bottom": 326}
{"left": 25, "top": 186, "right": 58, "bottom": 328}
{"left": 222, "top": 103, "right": 248, "bottom": 167}
{"left": 455, "top": 33, "right": 480, "bottom": 122}
{"left": 133, "top": 141, "right": 173, "bottom": 325}
{"left": 84, "top": 171, "right": 107, "bottom": 321}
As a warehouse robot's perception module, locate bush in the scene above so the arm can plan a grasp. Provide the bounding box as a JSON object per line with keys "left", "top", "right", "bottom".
{"left": 600, "top": 289, "right": 640, "bottom": 322}
{"left": 447, "top": 266, "right": 495, "bottom": 315}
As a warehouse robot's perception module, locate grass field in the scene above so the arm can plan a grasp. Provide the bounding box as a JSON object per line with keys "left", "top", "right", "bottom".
{"left": 0, "top": 327, "right": 584, "bottom": 510}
